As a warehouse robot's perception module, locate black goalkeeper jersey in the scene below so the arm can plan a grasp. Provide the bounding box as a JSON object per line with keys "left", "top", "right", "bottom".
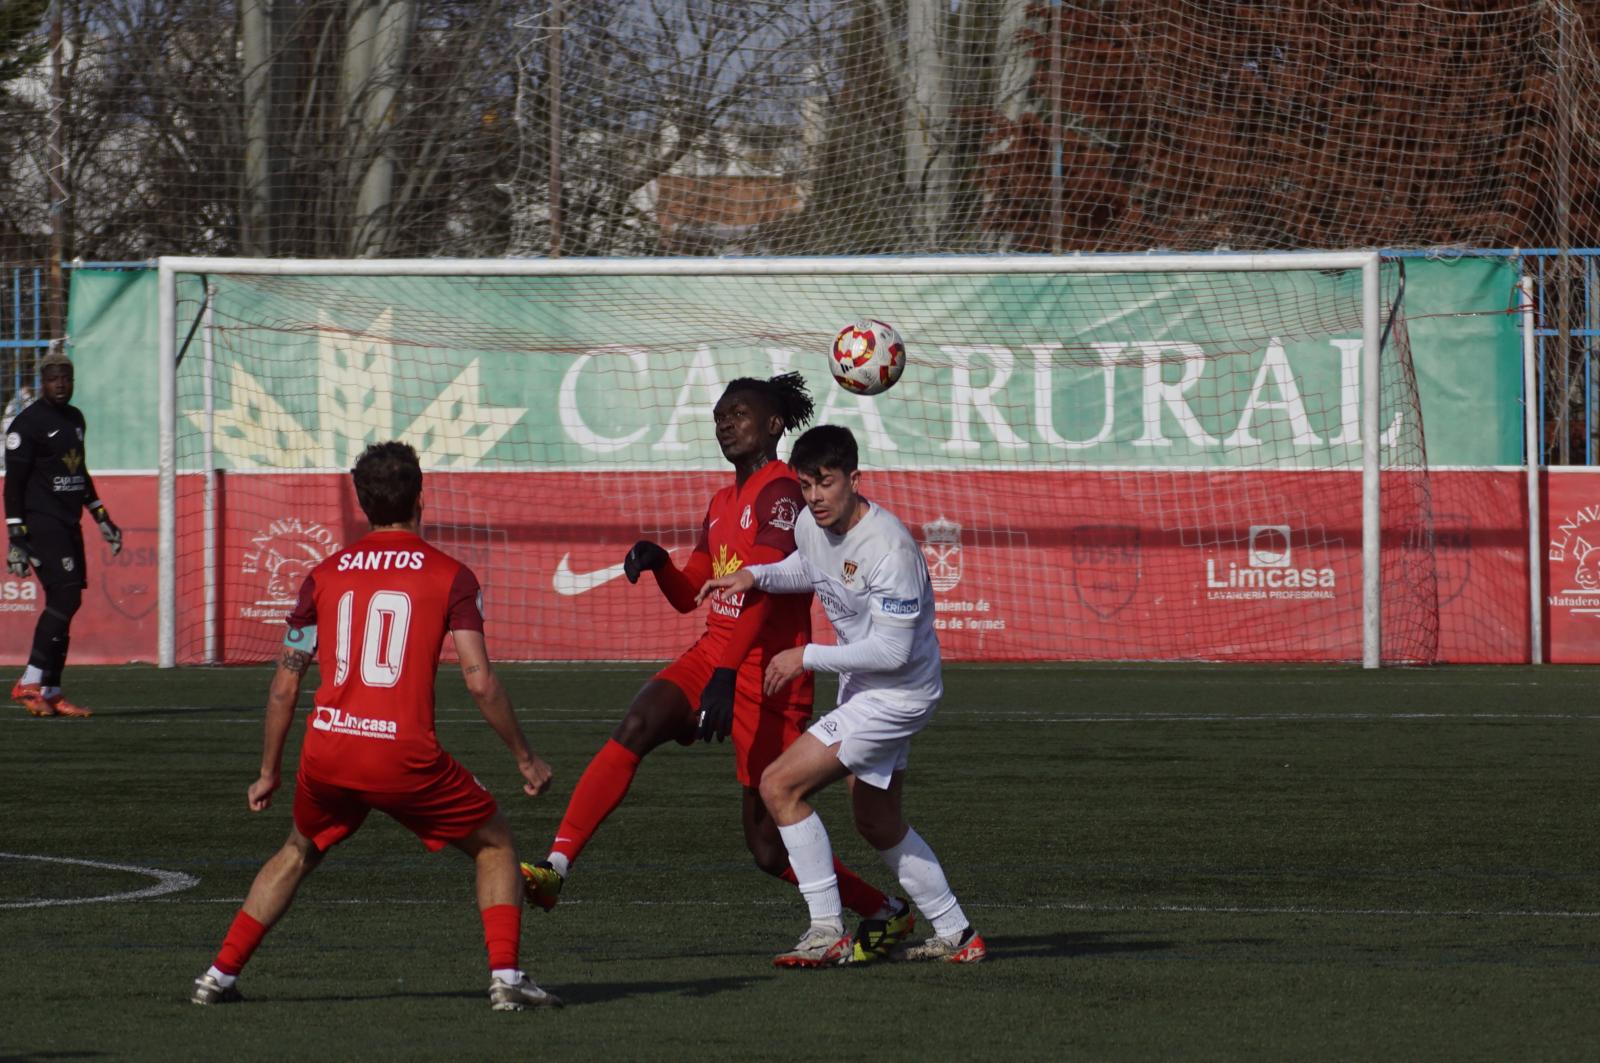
{"left": 3, "top": 399, "right": 99, "bottom": 526}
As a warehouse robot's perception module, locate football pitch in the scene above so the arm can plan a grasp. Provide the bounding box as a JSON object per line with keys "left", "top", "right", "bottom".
{"left": 3, "top": 663, "right": 1596, "bottom": 1061}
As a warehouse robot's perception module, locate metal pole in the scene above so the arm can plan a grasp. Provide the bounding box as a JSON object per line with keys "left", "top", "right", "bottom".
{"left": 1361, "top": 255, "right": 1382, "bottom": 668}
{"left": 548, "top": 0, "right": 563, "bottom": 258}
{"left": 157, "top": 262, "right": 177, "bottom": 668}
{"left": 1523, "top": 276, "right": 1544, "bottom": 664}
{"left": 1048, "top": 0, "right": 1063, "bottom": 253}
{"left": 1555, "top": 6, "right": 1575, "bottom": 464}
{"left": 46, "top": 2, "right": 66, "bottom": 340}
{"left": 202, "top": 286, "right": 217, "bottom": 665}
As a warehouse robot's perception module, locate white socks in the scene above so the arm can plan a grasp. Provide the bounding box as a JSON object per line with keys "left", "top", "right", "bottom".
{"left": 20, "top": 665, "right": 42, "bottom": 686}
{"left": 878, "top": 826, "right": 968, "bottom": 939}
{"left": 205, "top": 965, "right": 237, "bottom": 987}
{"left": 545, "top": 852, "right": 570, "bottom": 878}
{"left": 777, "top": 812, "right": 842, "bottom": 928}
{"left": 491, "top": 967, "right": 522, "bottom": 985}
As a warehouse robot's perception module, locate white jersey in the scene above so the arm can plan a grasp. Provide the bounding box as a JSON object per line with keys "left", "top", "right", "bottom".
{"left": 769, "top": 500, "right": 943, "bottom": 704}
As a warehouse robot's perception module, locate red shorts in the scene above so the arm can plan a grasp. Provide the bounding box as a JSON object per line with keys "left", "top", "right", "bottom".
{"left": 292, "top": 753, "right": 499, "bottom": 853}
{"left": 656, "top": 635, "right": 813, "bottom": 788}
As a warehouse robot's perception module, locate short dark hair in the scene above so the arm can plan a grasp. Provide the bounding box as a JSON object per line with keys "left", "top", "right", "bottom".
{"left": 722, "top": 371, "right": 815, "bottom": 434}
{"left": 352, "top": 441, "right": 422, "bottom": 525}
{"left": 788, "top": 425, "right": 858, "bottom": 477}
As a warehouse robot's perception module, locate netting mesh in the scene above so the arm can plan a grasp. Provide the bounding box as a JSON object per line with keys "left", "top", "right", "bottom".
{"left": 171, "top": 261, "right": 1442, "bottom": 664}
{"left": 4, "top": 0, "right": 1600, "bottom": 274}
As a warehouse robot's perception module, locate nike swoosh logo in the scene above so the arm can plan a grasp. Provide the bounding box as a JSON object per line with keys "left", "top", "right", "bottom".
{"left": 47, "top": 429, "right": 59, "bottom": 437}
{"left": 552, "top": 553, "right": 630, "bottom": 596}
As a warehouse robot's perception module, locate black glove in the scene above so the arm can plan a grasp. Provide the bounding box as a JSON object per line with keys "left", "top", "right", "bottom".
{"left": 91, "top": 505, "right": 122, "bottom": 556}
{"left": 623, "top": 540, "right": 669, "bottom": 584}
{"left": 696, "top": 667, "right": 737, "bottom": 743}
{"left": 6, "top": 524, "right": 36, "bottom": 578}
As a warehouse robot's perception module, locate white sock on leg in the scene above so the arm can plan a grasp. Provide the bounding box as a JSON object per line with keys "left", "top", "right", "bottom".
{"left": 20, "top": 665, "right": 42, "bottom": 686}
{"left": 777, "top": 812, "right": 842, "bottom": 928}
{"left": 877, "top": 826, "right": 968, "bottom": 938}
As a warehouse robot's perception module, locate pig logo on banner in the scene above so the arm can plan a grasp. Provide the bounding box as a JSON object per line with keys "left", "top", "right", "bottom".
{"left": 241, "top": 517, "right": 340, "bottom": 616}
{"left": 1070, "top": 525, "right": 1141, "bottom": 620}
{"left": 1547, "top": 499, "right": 1600, "bottom": 621}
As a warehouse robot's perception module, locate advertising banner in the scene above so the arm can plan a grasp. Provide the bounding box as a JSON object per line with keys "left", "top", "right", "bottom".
{"left": 0, "top": 477, "right": 160, "bottom": 664}
{"left": 193, "top": 469, "right": 1529, "bottom": 665}
{"left": 0, "top": 468, "right": 1532, "bottom": 665}
{"left": 1543, "top": 469, "right": 1600, "bottom": 662}
{"left": 48, "top": 257, "right": 1532, "bottom": 664}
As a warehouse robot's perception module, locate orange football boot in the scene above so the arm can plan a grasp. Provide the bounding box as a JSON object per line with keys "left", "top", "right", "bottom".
{"left": 11, "top": 681, "right": 55, "bottom": 717}
{"left": 43, "top": 691, "right": 92, "bottom": 717}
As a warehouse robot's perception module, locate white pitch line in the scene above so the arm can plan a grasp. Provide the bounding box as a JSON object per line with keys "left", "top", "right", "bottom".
{"left": 969, "top": 900, "right": 1600, "bottom": 919}
{"left": 0, "top": 852, "right": 199, "bottom": 909}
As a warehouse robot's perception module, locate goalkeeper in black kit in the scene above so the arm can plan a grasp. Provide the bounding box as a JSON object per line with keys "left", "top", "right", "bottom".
{"left": 3, "top": 350, "right": 121, "bottom": 717}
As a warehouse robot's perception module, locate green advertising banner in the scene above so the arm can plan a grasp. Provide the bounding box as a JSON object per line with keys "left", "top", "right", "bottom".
{"left": 66, "top": 258, "right": 1523, "bottom": 471}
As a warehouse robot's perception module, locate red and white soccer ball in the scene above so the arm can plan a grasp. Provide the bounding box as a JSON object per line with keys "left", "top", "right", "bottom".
{"left": 830, "top": 319, "right": 907, "bottom": 396}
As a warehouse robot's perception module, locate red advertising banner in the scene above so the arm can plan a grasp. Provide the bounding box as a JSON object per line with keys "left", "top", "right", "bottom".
{"left": 0, "top": 469, "right": 1534, "bottom": 665}
{"left": 0, "top": 476, "right": 160, "bottom": 664}
{"left": 1542, "top": 468, "right": 1600, "bottom": 662}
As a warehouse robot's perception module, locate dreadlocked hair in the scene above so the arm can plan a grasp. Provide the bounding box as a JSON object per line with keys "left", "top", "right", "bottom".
{"left": 723, "top": 371, "right": 815, "bottom": 433}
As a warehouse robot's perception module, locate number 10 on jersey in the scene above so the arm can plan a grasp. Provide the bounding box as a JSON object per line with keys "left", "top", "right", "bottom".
{"left": 334, "top": 590, "right": 413, "bottom": 687}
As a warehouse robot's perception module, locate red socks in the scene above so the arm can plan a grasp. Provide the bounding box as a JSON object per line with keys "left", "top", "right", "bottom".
{"left": 213, "top": 910, "right": 268, "bottom": 976}
{"left": 481, "top": 904, "right": 521, "bottom": 971}
{"left": 551, "top": 739, "right": 643, "bottom": 865}
{"left": 779, "top": 858, "right": 890, "bottom": 917}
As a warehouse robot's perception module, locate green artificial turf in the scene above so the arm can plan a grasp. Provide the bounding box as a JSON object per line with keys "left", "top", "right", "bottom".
{"left": 2, "top": 663, "right": 1596, "bottom": 1061}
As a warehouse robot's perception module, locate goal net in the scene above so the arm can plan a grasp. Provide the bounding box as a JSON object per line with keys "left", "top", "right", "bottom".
{"left": 158, "top": 254, "right": 1437, "bottom": 667}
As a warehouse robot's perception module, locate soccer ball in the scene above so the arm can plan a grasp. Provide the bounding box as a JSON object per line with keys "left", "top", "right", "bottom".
{"left": 830, "top": 319, "right": 907, "bottom": 395}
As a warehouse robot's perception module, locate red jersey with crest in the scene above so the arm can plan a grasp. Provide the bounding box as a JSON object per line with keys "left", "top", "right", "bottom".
{"left": 696, "top": 459, "right": 811, "bottom": 648}
{"left": 284, "top": 529, "right": 484, "bottom": 791}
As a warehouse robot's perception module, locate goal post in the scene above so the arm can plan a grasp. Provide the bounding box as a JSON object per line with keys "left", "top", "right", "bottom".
{"left": 156, "top": 251, "right": 1416, "bottom": 669}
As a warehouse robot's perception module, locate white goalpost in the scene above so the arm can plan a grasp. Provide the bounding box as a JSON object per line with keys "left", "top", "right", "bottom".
{"left": 156, "top": 251, "right": 1406, "bottom": 669}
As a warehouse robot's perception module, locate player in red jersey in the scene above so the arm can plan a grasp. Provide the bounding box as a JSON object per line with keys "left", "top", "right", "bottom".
{"left": 190, "top": 441, "right": 561, "bottom": 1012}
{"left": 521, "top": 373, "right": 912, "bottom": 947}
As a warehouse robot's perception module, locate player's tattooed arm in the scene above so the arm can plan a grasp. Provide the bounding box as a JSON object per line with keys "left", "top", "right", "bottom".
{"left": 277, "top": 646, "right": 312, "bottom": 674}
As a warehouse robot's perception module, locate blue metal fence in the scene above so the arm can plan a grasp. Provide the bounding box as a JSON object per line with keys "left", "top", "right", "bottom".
{"left": 0, "top": 267, "right": 50, "bottom": 423}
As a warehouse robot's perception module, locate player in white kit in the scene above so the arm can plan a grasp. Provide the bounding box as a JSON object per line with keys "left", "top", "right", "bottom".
{"left": 698, "top": 425, "right": 985, "bottom": 967}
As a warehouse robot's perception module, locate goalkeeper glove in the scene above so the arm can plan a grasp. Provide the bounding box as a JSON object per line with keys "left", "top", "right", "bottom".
{"left": 6, "top": 524, "right": 37, "bottom": 578}
{"left": 623, "top": 540, "right": 669, "bottom": 584}
{"left": 90, "top": 504, "right": 122, "bottom": 556}
{"left": 696, "top": 667, "right": 737, "bottom": 743}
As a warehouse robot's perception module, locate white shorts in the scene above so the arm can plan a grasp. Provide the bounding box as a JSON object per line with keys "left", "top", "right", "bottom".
{"left": 808, "top": 689, "right": 938, "bottom": 789}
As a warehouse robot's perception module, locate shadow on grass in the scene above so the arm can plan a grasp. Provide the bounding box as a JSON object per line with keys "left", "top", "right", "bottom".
{"left": 555, "top": 974, "right": 772, "bottom": 1005}
{"left": 102, "top": 705, "right": 261, "bottom": 717}
{"left": 984, "top": 930, "right": 1181, "bottom": 959}
{"left": 259, "top": 988, "right": 482, "bottom": 1004}
{"left": 252, "top": 976, "right": 766, "bottom": 1008}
